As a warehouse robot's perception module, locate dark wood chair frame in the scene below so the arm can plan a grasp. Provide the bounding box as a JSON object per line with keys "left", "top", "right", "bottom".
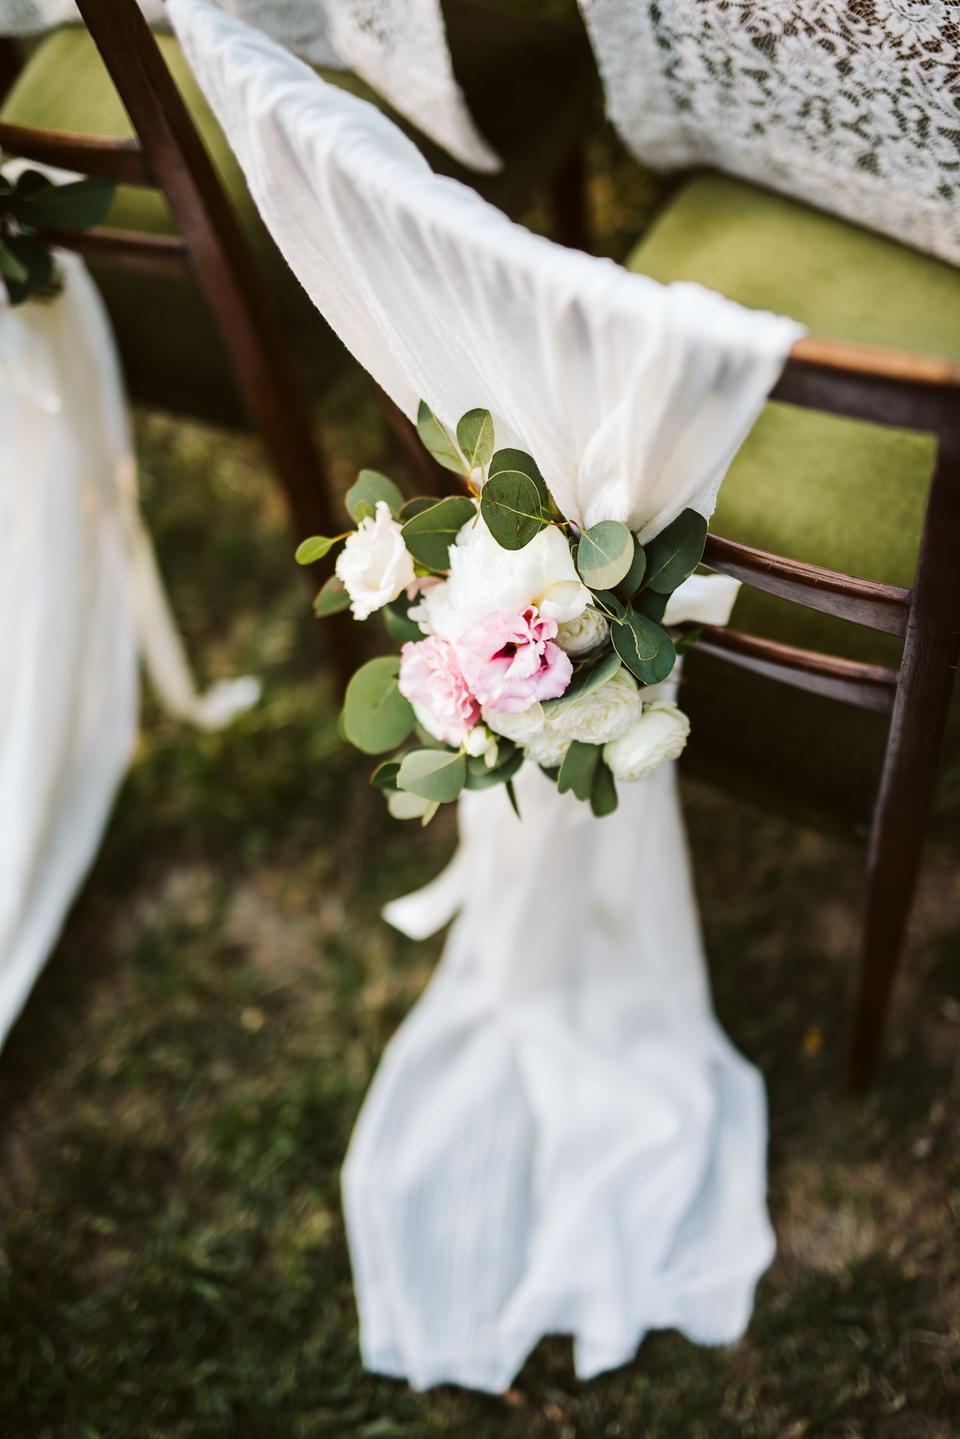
{"left": 697, "top": 336, "right": 960, "bottom": 1088}
{"left": 0, "top": 0, "right": 342, "bottom": 550}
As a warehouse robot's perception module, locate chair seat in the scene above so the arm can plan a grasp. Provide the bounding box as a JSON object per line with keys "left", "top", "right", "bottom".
{"left": 1, "top": 1, "right": 598, "bottom": 424}
{"left": 625, "top": 174, "right": 960, "bottom": 827}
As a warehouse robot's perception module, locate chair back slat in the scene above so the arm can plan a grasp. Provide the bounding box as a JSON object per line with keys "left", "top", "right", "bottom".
{"left": 43, "top": 226, "right": 191, "bottom": 281}
{"left": 704, "top": 535, "right": 910, "bottom": 639}
{"left": 771, "top": 348, "right": 960, "bottom": 434}
{"left": 0, "top": 121, "right": 153, "bottom": 186}
{"left": 691, "top": 625, "right": 899, "bottom": 715}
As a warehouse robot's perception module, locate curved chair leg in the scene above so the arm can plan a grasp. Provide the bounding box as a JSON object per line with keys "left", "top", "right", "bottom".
{"left": 848, "top": 430, "right": 960, "bottom": 1088}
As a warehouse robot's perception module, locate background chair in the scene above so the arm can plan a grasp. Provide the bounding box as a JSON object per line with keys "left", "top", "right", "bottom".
{"left": 0, "top": 0, "right": 598, "bottom": 427}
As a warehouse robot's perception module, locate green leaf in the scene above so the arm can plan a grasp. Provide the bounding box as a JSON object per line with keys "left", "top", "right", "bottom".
{"left": 400, "top": 494, "right": 476, "bottom": 570}
{"left": 456, "top": 409, "right": 495, "bottom": 471}
{"left": 675, "top": 626, "right": 703, "bottom": 657}
{"left": 11, "top": 176, "right": 115, "bottom": 230}
{"left": 370, "top": 760, "right": 401, "bottom": 791}
{"left": 313, "top": 576, "right": 351, "bottom": 617}
{"left": 387, "top": 789, "right": 435, "bottom": 821}
{"left": 341, "top": 656, "right": 415, "bottom": 755}
{"left": 590, "top": 759, "right": 619, "bottom": 818}
{"left": 463, "top": 745, "right": 524, "bottom": 791}
{"left": 632, "top": 587, "right": 669, "bottom": 622}
{"left": 643, "top": 508, "right": 708, "bottom": 594}
{"left": 611, "top": 610, "right": 677, "bottom": 685}
{"left": 542, "top": 649, "right": 621, "bottom": 713}
{"left": 591, "top": 589, "right": 626, "bottom": 620}
{"left": 480, "top": 471, "right": 546, "bottom": 550}
{"left": 416, "top": 401, "right": 464, "bottom": 474}
{"left": 505, "top": 778, "right": 521, "bottom": 819}
{"left": 576, "top": 520, "right": 634, "bottom": 591}
{"left": 399, "top": 496, "right": 437, "bottom": 522}
{"left": 488, "top": 448, "right": 550, "bottom": 511}
{"left": 397, "top": 747, "right": 466, "bottom": 803}
{"left": 383, "top": 602, "right": 423, "bottom": 645}
{"left": 295, "top": 534, "right": 338, "bottom": 565}
{"left": 345, "top": 469, "right": 404, "bottom": 522}
{"left": 616, "top": 537, "right": 647, "bottom": 599}
{"left": 0, "top": 234, "right": 55, "bottom": 304}
{"left": 557, "top": 740, "right": 601, "bottom": 801}
{"left": 0, "top": 238, "right": 28, "bottom": 284}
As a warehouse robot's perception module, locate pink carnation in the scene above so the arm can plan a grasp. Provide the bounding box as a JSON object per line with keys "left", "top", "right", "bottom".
{"left": 456, "top": 607, "right": 572, "bottom": 714}
{"left": 398, "top": 635, "right": 480, "bottom": 746}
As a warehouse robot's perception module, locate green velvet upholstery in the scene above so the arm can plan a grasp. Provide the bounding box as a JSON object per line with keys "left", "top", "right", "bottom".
{"left": 625, "top": 175, "right": 960, "bottom": 828}
{"left": 0, "top": 1, "right": 598, "bottom": 423}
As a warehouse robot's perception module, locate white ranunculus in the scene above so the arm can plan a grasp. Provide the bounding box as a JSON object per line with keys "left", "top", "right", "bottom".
{"left": 604, "top": 701, "right": 691, "bottom": 782}
{"left": 335, "top": 501, "right": 415, "bottom": 620}
{"left": 482, "top": 702, "right": 546, "bottom": 745}
{"left": 524, "top": 727, "right": 570, "bottom": 770}
{"left": 413, "top": 513, "right": 589, "bottom": 641}
{"left": 549, "top": 668, "right": 641, "bottom": 745}
{"left": 555, "top": 607, "right": 609, "bottom": 657}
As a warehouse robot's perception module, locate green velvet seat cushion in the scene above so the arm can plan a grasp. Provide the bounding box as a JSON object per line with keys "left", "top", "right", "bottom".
{"left": 0, "top": 1, "right": 598, "bottom": 423}
{"left": 625, "top": 175, "right": 960, "bottom": 827}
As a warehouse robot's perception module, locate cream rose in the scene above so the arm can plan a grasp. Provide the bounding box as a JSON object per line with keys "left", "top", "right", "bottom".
{"left": 555, "top": 607, "right": 609, "bottom": 657}
{"left": 413, "top": 514, "right": 589, "bottom": 641}
{"left": 548, "top": 668, "right": 641, "bottom": 745}
{"left": 604, "top": 701, "right": 691, "bottom": 782}
{"left": 335, "top": 501, "right": 416, "bottom": 620}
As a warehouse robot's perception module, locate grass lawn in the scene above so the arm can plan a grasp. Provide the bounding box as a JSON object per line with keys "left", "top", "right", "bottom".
{"left": 1, "top": 143, "right": 959, "bottom": 1438}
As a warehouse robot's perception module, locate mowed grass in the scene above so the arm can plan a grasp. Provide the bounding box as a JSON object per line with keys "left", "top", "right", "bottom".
{"left": 2, "top": 141, "right": 960, "bottom": 1437}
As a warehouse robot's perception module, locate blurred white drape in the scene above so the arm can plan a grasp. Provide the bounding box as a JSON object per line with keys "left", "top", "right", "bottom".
{"left": 0, "top": 251, "right": 258, "bottom": 1048}
{"left": 170, "top": 0, "right": 803, "bottom": 1390}
{"left": 0, "top": 0, "right": 500, "bottom": 173}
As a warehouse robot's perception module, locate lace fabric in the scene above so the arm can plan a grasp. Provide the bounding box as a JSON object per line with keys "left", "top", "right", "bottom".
{"left": 579, "top": 0, "right": 960, "bottom": 266}
{"left": 0, "top": 0, "right": 500, "bottom": 172}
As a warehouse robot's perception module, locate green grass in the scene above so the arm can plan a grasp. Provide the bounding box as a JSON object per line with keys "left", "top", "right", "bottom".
{"left": 2, "top": 156, "right": 959, "bottom": 1438}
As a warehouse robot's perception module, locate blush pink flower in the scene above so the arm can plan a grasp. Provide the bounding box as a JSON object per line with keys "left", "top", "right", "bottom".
{"left": 398, "top": 635, "right": 480, "bottom": 746}
{"left": 456, "top": 607, "right": 572, "bottom": 714}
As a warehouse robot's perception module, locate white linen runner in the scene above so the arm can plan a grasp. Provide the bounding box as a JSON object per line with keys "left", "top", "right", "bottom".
{"left": 1, "top": 0, "right": 499, "bottom": 173}
{"left": 170, "top": 0, "right": 803, "bottom": 1389}
{"left": 0, "top": 251, "right": 258, "bottom": 1047}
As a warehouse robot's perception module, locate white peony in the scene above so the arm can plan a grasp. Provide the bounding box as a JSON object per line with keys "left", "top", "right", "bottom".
{"left": 548, "top": 668, "right": 641, "bottom": 745}
{"left": 336, "top": 501, "right": 415, "bottom": 620}
{"left": 604, "top": 701, "right": 691, "bottom": 782}
{"left": 523, "top": 726, "right": 571, "bottom": 770}
{"left": 413, "top": 513, "right": 589, "bottom": 641}
{"left": 555, "top": 607, "right": 609, "bottom": 657}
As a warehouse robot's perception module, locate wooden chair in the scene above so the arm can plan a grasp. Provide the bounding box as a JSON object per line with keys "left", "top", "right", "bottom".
{"left": 684, "top": 338, "right": 960, "bottom": 1088}
{"left": 0, "top": 0, "right": 339, "bottom": 552}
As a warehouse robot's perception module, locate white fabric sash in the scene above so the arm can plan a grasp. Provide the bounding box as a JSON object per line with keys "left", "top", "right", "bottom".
{"left": 0, "top": 251, "right": 258, "bottom": 1048}
{"left": 1, "top": 0, "right": 499, "bottom": 173}
{"left": 169, "top": 0, "right": 803, "bottom": 1390}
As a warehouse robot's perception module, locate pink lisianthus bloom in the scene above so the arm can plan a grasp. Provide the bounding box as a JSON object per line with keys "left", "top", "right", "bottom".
{"left": 398, "top": 635, "right": 481, "bottom": 746}
{"left": 456, "top": 607, "right": 572, "bottom": 714}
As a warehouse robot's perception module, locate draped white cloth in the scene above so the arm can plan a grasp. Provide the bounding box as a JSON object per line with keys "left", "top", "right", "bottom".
{"left": 0, "top": 0, "right": 499, "bottom": 173}
{"left": 0, "top": 250, "right": 258, "bottom": 1048}
{"left": 578, "top": 0, "right": 960, "bottom": 267}
{"left": 169, "top": 0, "right": 804, "bottom": 1390}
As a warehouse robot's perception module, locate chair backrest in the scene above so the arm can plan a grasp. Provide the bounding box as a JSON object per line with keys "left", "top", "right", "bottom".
{"left": 0, "top": 0, "right": 339, "bottom": 551}
{"left": 579, "top": 1, "right": 960, "bottom": 268}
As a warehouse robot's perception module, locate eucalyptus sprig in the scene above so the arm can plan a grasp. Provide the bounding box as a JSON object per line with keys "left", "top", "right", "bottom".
{"left": 0, "top": 167, "right": 115, "bottom": 307}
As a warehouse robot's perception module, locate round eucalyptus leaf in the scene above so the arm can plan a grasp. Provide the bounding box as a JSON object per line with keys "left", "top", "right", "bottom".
{"left": 488, "top": 448, "right": 550, "bottom": 511}
{"left": 456, "top": 409, "right": 495, "bottom": 471}
{"left": 643, "top": 508, "right": 708, "bottom": 594}
{"left": 295, "top": 534, "right": 338, "bottom": 565}
{"left": 416, "top": 401, "right": 464, "bottom": 474}
{"left": 313, "top": 576, "right": 351, "bottom": 617}
{"left": 342, "top": 656, "right": 415, "bottom": 755}
{"left": 400, "top": 494, "right": 476, "bottom": 570}
{"left": 611, "top": 611, "right": 677, "bottom": 685}
{"left": 397, "top": 747, "right": 466, "bottom": 803}
{"left": 576, "top": 521, "right": 634, "bottom": 591}
{"left": 345, "top": 469, "right": 404, "bottom": 522}
{"left": 479, "top": 471, "right": 546, "bottom": 550}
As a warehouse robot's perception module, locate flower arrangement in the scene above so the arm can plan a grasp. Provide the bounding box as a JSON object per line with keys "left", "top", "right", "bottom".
{"left": 0, "top": 168, "right": 114, "bottom": 306}
{"left": 298, "top": 404, "right": 707, "bottom": 823}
